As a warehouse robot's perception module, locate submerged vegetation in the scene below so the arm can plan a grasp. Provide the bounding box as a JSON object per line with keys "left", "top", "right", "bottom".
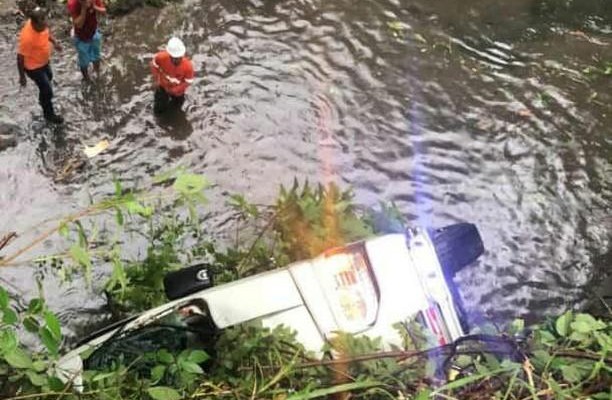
{"left": 0, "top": 173, "right": 610, "bottom": 399}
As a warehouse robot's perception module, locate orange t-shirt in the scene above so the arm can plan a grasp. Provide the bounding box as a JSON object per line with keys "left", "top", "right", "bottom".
{"left": 151, "top": 51, "right": 195, "bottom": 97}
{"left": 18, "top": 20, "right": 50, "bottom": 71}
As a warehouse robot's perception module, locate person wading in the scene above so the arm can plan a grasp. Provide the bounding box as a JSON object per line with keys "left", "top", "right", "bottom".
{"left": 17, "top": 7, "right": 64, "bottom": 124}
{"left": 150, "top": 37, "right": 195, "bottom": 114}
{"left": 67, "top": 0, "right": 106, "bottom": 81}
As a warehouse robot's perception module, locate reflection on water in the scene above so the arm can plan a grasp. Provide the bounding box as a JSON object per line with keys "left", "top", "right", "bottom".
{"left": 0, "top": 0, "right": 610, "bottom": 338}
{"left": 156, "top": 106, "right": 194, "bottom": 141}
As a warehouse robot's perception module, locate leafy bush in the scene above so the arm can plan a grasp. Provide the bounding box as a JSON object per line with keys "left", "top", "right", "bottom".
{"left": 0, "top": 175, "right": 609, "bottom": 400}
{"left": 0, "top": 287, "right": 65, "bottom": 398}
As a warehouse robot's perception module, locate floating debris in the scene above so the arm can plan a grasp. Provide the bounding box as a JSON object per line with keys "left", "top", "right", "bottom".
{"left": 83, "top": 139, "right": 110, "bottom": 158}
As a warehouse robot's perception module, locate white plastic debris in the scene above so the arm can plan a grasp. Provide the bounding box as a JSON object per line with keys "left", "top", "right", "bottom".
{"left": 83, "top": 140, "right": 109, "bottom": 158}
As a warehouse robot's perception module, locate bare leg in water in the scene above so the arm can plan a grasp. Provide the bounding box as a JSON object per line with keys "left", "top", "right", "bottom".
{"left": 93, "top": 60, "right": 100, "bottom": 77}
{"left": 80, "top": 66, "right": 90, "bottom": 81}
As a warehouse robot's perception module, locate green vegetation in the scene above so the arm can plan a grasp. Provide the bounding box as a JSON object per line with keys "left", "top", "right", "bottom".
{"left": 0, "top": 174, "right": 610, "bottom": 399}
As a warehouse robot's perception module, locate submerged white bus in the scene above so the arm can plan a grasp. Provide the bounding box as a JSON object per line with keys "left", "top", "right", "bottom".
{"left": 57, "top": 223, "right": 483, "bottom": 384}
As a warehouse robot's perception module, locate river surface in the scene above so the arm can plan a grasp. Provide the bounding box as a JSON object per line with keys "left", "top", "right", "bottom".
{"left": 0, "top": 0, "right": 611, "bottom": 340}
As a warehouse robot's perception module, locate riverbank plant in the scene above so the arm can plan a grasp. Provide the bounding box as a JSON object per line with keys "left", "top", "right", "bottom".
{"left": 0, "top": 174, "right": 609, "bottom": 399}
{"left": 1, "top": 289, "right": 610, "bottom": 399}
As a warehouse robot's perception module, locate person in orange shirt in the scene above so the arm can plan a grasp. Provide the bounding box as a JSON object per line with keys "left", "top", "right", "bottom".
{"left": 150, "top": 37, "right": 195, "bottom": 115}
{"left": 17, "top": 7, "right": 64, "bottom": 123}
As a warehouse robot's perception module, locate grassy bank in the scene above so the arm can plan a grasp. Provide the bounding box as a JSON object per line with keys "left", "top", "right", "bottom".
{"left": 0, "top": 173, "right": 610, "bottom": 399}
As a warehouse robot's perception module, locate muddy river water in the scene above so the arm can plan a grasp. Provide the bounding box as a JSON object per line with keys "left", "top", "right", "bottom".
{"left": 0, "top": 0, "right": 611, "bottom": 339}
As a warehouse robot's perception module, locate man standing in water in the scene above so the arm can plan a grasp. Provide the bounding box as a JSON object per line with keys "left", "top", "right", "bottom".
{"left": 150, "top": 37, "right": 195, "bottom": 114}
{"left": 17, "top": 7, "right": 64, "bottom": 123}
{"left": 67, "top": 0, "right": 106, "bottom": 81}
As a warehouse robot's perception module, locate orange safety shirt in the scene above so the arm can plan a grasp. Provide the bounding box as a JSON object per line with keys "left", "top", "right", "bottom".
{"left": 151, "top": 51, "right": 195, "bottom": 97}
{"left": 18, "top": 20, "right": 51, "bottom": 71}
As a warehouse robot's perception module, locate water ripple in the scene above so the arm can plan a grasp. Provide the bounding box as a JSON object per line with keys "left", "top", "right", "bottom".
{"left": 0, "top": 0, "right": 610, "bottom": 332}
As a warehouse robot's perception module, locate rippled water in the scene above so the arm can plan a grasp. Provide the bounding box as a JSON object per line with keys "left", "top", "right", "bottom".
{"left": 0, "top": 0, "right": 611, "bottom": 338}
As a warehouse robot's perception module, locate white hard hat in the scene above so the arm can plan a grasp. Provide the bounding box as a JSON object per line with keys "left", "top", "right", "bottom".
{"left": 166, "top": 37, "right": 186, "bottom": 58}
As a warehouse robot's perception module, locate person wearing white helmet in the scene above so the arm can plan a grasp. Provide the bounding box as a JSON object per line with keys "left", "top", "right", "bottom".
{"left": 150, "top": 37, "right": 195, "bottom": 114}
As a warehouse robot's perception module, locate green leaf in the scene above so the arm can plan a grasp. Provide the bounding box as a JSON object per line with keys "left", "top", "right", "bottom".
{"left": 32, "top": 360, "right": 47, "bottom": 372}
{"left": 538, "top": 329, "right": 557, "bottom": 346}
{"left": 114, "top": 179, "right": 123, "bottom": 197}
{"left": 560, "top": 365, "right": 582, "bottom": 383}
{"left": 180, "top": 360, "right": 204, "bottom": 374}
{"left": 484, "top": 354, "right": 501, "bottom": 370}
{"left": 5, "top": 348, "right": 33, "bottom": 369}
{"left": 115, "top": 207, "right": 124, "bottom": 226}
{"left": 0, "top": 287, "right": 8, "bottom": 310}
{"left": 92, "top": 371, "right": 117, "bottom": 382}
{"left": 2, "top": 308, "right": 18, "bottom": 325}
{"left": 187, "top": 350, "right": 209, "bottom": 364}
{"left": 48, "top": 376, "right": 65, "bottom": 391}
{"left": 571, "top": 321, "right": 592, "bottom": 334}
{"left": 474, "top": 361, "right": 490, "bottom": 375}
{"left": 573, "top": 314, "right": 606, "bottom": 331}
{"left": 26, "top": 370, "right": 47, "bottom": 386}
{"left": 74, "top": 221, "right": 88, "bottom": 248}
{"left": 592, "top": 392, "right": 611, "bottom": 400}
{"left": 228, "top": 194, "right": 259, "bottom": 218}
{"left": 287, "top": 381, "right": 383, "bottom": 400}
{"left": 532, "top": 350, "right": 551, "bottom": 367}
{"left": 415, "top": 389, "right": 432, "bottom": 400}
{"left": 555, "top": 311, "right": 573, "bottom": 337}
{"left": 157, "top": 349, "right": 174, "bottom": 364}
{"left": 150, "top": 365, "right": 166, "bottom": 383}
{"left": 147, "top": 386, "right": 181, "bottom": 400}
{"left": 23, "top": 315, "right": 40, "bottom": 333}
{"left": 568, "top": 331, "right": 590, "bottom": 344}
{"left": 594, "top": 331, "right": 612, "bottom": 350}
{"left": 548, "top": 378, "right": 568, "bottom": 397}
{"left": 454, "top": 354, "right": 473, "bottom": 368}
{"left": 173, "top": 173, "right": 209, "bottom": 196}
{"left": 434, "top": 366, "right": 515, "bottom": 392}
{"left": 0, "top": 330, "right": 18, "bottom": 354}
{"left": 510, "top": 318, "right": 524, "bottom": 334}
{"left": 39, "top": 326, "right": 59, "bottom": 356}
{"left": 109, "top": 256, "right": 127, "bottom": 294}
{"left": 69, "top": 244, "right": 92, "bottom": 285}
{"left": 125, "top": 200, "right": 153, "bottom": 217}
{"left": 58, "top": 222, "right": 69, "bottom": 238}
{"left": 499, "top": 359, "right": 521, "bottom": 370}
{"left": 27, "top": 298, "right": 44, "bottom": 314}
{"left": 44, "top": 311, "right": 62, "bottom": 341}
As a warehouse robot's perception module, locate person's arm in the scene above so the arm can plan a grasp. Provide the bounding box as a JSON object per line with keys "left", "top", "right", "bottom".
{"left": 72, "top": 0, "right": 91, "bottom": 29}
{"left": 171, "top": 60, "right": 194, "bottom": 94}
{"left": 150, "top": 54, "right": 163, "bottom": 86}
{"left": 184, "top": 61, "right": 195, "bottom": 85}
{"left": 17, "top": 54, "right": 26, "bottom": 87}
{"left": 49, "top": 31, "right": 63, "bottom": 52}
{"left": 93, "top": 0, "right": 106, "bottom": 14}
{"left": 151, "top": 53, "right": 161, "bottom": 72}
